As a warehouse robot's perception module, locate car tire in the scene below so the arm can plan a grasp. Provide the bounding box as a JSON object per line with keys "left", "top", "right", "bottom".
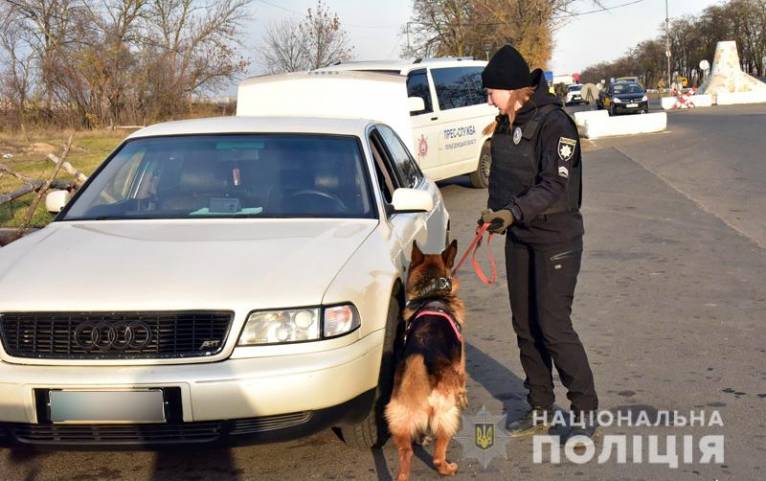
{"left": 468, "top": 141, "right": 491, "bottom": 189}
{"left": 609, "top": 105, "right": 616, "bottom": 116}
{"left": 335, "top": 295, "right": 402, "bottom": 449}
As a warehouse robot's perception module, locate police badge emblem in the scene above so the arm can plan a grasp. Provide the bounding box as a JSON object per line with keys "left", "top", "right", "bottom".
{"left": 558, "top": 137, "right": 577, "bottom": 161}
{"left": 512, "top": 126, "right": 522, "bottom": 145}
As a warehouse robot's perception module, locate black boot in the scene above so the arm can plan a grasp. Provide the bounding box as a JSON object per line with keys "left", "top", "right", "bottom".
{"left": 505, "top": 406, "right": 554, "bottom": 438}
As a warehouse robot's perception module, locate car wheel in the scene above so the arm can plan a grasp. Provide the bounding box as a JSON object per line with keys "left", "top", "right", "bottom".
{"left": 609, "top": 105, "right": 616, "bottom": 116}
{"left": 468, "top": 141, "right": 491, "bottom": 189}
{"left": 335, "top": 295, "right": 402, "bottom": 449}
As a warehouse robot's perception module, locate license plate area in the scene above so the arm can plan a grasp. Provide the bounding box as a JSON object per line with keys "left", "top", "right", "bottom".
{"left": 627, "top": 103, "right": 639, "bottom": 108}
{"left": 36, "top": 387, "right": 182, "bottom": 424}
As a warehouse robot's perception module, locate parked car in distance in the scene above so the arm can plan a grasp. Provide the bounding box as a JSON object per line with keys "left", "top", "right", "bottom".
{"left": 598, "top": 81, "right": 649, "bottom": 115}
{"left": 565, "top": 84, "right": 586, "bottom": 105}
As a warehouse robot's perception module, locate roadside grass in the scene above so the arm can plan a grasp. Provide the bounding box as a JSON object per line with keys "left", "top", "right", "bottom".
{"left": 0, "top": 129, "right": 134, "bottom": 227}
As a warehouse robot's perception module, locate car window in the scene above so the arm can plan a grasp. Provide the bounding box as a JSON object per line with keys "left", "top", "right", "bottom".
{"left": 375, "top": 125, "right": 422, "bottom": 188}
{"left": 568, "top": 85, "right": 582, "bottom": 92}
{"left": 613, "top": 83, "right": 643, "bottom": 94}
{"left": 430, "top": 66, "right": 485, "bottom": 110}
{"left": 62, "top": 135, "right": 376, "bottom": 220}
{"left": 369, "top": 133, "right": 398, "bottom": 204}
{"left": 406, "top": 69, "right": 433, "bottom": 115}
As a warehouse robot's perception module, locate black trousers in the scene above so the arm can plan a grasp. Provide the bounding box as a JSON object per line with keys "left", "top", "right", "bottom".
{"left": 505, "top": 236, "right": 598, "bottom": 413}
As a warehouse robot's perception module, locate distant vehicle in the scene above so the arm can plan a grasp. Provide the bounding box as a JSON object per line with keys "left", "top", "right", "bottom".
{"left": 597, "top": 81, "right": 649, "bottom": 116}
{"left": 565, "top": 84, "right": 586, "bottom": 105}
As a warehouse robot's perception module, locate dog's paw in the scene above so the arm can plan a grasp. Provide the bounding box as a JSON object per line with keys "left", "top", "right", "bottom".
{"left": 435, "top": 461, "right": 458, "bottom": 476}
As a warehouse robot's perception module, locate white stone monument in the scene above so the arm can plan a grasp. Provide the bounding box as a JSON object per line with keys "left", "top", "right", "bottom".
{"left": 700, "top": 41, "right": 766, "bottom": 103}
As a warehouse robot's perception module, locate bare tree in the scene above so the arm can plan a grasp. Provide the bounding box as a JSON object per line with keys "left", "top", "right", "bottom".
{"left": 262, "top": 19, "right": 309, "bottom": 73}
{"left": 299, "top": 0, "right": 352, "bottom": 70}
{"left": 404, "top": 0, "right": 606, "bottom": 67}
{"left": 0, "top": 3, "right": 35, "bottom": 127}
{"left": 140, "top": 0, "right": 252, "bottom": 118}
{"left": 259, "top": 0, "right": 352, "bottom": 74}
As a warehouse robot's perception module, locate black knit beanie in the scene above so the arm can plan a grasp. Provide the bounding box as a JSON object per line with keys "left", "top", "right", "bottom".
{"left": 481, "top": 45, "right": 531, "bottom": 90}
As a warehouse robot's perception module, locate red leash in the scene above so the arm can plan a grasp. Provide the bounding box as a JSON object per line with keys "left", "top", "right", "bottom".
{"left": 452, "top": 222, "right": 497, "bottom": 285}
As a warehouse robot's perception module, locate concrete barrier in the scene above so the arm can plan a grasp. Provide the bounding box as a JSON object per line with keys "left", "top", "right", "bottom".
{"left": 716, "top": 91, "right": 766, "bottom": 105}
{"left": 660, "top": 97, "right": 677, "bottom": 110}
{"left": 661, "top": 94, "right": 713, "bottom": 110}
{"left": 582, "top": 112, "right": 667, "bottom": 139}
{"left": 573, "top": 110, "right": 608, "bottom": 129}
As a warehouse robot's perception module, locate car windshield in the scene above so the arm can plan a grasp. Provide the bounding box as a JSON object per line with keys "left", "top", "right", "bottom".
{"left": 568, "top": 85, "right": 582, "bottom": 91}
{"left": 62, "top": 134, "right": 376, "bottom": 220}
{"left": 613, "top": 83, "right": 644, "bottom": 94}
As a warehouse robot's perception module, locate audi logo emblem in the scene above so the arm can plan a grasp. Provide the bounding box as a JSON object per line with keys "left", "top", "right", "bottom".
{"left": 73, "top": 321, "right": 153, "bottom": 351}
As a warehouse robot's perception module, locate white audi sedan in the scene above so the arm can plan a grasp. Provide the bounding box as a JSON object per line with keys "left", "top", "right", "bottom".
{"left": 0, "top": 115, "right": 449, "bottom": 448}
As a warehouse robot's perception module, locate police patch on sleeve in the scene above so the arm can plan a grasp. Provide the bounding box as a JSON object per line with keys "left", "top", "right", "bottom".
{"left": 558, "top": 166, "right": 569, "bottom": 178}
{"left": 558, "top": 137, "right": 577, "bottom": 162}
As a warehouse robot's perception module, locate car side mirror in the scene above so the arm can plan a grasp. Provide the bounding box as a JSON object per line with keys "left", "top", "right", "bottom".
{"left": 390, "top": 188, "right": 433, "bottom": 213}
{"left": 407, "top": 97, "right": 426, "bottom": 113}
{"left": 46, "top": 189, "right": 70, "bottom": 214}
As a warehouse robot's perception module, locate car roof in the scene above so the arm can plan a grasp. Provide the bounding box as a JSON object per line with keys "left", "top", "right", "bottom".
{"left": 127, "top": 116, "right": 374, "bottom": 139}
{"left": 317, "top": 58, "right": 487, "bottom": 74}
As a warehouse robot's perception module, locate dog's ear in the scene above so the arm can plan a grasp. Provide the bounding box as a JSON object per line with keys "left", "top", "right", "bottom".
{"left": 411, "top": 241, "right": 425, "bottom": 267}
{"left": 442, "top": 239, "right": 458, "bottom": 268}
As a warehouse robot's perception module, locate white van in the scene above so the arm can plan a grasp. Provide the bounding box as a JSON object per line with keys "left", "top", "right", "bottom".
{"left": 316, "top": 58, "right": 497, "bottom": 188}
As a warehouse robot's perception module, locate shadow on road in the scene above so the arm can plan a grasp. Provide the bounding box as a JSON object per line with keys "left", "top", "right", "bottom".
{"left": 150, "top": 447, "right": 242, "bottom": 481}
{"left": 464, "top": 340, "right": 531, "bottom": 420}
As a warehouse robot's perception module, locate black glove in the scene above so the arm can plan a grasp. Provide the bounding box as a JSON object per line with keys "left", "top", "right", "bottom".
{"left": 480, "top": 208, "right": 514, "bottom": 234}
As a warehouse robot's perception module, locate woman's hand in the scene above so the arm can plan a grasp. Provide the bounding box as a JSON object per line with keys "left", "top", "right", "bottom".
{"left": 479, "top": 208, "right": 514, "bottom": 234}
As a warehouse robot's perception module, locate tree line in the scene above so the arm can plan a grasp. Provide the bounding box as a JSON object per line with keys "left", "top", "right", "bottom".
{"left": 580, "top": 0, "right": 766, "bottom": 88}
{"left": 0, "top": 0, "right": 252, "bottom": 131}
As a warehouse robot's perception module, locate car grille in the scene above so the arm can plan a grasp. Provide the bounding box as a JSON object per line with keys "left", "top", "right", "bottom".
{"left": 6, "top": 412, "right": 313, "bottom": 445}
{"left": 0, "top": 311, "right": 233, "bottom": 360}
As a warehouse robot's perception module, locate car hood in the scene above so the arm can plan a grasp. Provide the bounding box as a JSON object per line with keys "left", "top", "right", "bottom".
{"left": 0, "top": 219, "right": 377, "bottom": 312}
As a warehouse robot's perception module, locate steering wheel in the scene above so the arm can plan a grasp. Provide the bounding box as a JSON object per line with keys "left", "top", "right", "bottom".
{"left": 285, "top": 189, "right": 348, "bottom": 212}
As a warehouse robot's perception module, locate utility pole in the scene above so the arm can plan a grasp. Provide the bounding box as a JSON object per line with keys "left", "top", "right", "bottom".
{"left": 665, "top": 0, "right": 672, "bottom": 91}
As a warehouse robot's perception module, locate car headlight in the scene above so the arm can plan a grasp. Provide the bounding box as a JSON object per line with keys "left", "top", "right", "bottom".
{"left": 642, "top": 95, "right": 648, "bottom": 102}
{"left": 238, "top": 305, "right": 360, "bottom": 345}
{"left": 613, "top": 97, "right": 622, "bottom": 103}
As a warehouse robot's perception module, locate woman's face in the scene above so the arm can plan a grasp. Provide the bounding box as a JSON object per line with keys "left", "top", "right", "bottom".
{"left": 486, "top": 88, "right": 517, "bottom": 115}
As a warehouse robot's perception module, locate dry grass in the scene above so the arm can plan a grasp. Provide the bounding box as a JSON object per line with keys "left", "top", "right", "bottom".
{"left": 0, "top": 128, "right": 137, "bottom": 227}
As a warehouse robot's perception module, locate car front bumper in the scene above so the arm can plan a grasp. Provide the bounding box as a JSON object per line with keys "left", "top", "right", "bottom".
{"left": 612, "top": 101, "right": 648, "bottom": 113}
{"left": 0, "top": 330, "right": 384, "bottom": 447}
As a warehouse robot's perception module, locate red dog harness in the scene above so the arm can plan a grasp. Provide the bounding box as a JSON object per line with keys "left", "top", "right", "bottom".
{"left": 414, "top": 310, "right": 462, "bottom": 342}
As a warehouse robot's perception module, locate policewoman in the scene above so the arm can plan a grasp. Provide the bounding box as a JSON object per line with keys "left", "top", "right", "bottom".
{"left": 478, "top": 45, "right": 598, "bottom": 442}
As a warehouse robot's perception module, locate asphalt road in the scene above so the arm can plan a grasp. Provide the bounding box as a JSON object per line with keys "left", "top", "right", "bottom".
{"left": 2, "top": 104, "right": 765, "bottom": 481}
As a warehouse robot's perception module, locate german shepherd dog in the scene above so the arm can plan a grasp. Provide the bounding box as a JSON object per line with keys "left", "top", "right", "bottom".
{"left": 385, "top": 240, "right": 466, "bottom": 481}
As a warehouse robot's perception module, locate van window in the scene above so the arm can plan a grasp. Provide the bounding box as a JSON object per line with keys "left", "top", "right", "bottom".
{"left": 431, "top": 66, "right": 485, "bottom": 110}
{"left": 376, "top": 125, "right": 422, "bottom": 188}
{"left": 406, "top": 69, "right": 433, "bottom": 115}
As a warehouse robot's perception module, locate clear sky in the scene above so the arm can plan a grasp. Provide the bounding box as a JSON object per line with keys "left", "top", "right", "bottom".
{"left": 243, "top": 0, "right": 722, "bottom": 77}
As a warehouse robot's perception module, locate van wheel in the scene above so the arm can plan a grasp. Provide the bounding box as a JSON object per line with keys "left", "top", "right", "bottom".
{"left": 335, "top": 296, "right": 402, "bottom": 449}
{"left": 469, "top": 142, "right": 491, "bottom": 189}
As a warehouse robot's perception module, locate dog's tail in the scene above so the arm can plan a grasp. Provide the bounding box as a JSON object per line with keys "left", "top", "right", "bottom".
{"left": 385, "top": 354, "right": 431, "bottom": 437}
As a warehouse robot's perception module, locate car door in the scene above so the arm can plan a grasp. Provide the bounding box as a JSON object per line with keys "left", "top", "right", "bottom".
{"left": 370, "top": 126, "right": 447, "bottom": 263}
{"left": 406, "top": 69, "right": 442, "bottom": 175}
